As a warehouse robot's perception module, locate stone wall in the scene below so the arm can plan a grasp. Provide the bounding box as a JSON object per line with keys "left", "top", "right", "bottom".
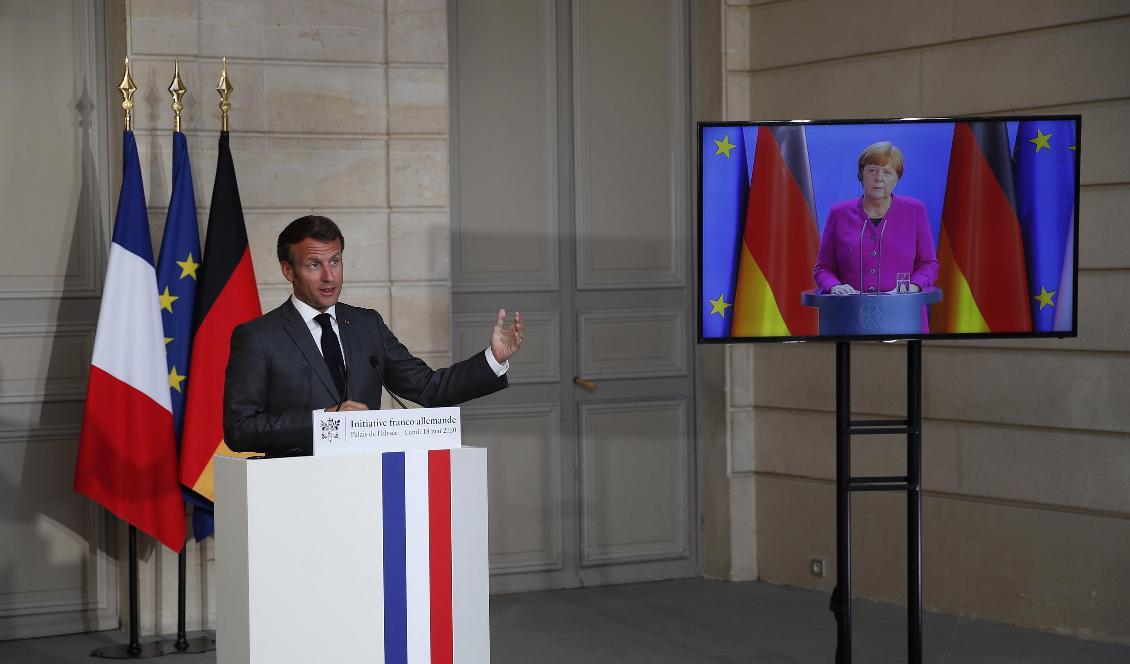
{"left": 718, "top": 0, "right": 1130, "bottom": 643}
{"left": 115, "top": 0, "right": 450, "bottom": 634}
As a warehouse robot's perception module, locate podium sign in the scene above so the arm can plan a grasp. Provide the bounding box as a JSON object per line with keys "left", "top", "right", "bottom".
{"left": 313, "top": 406, "right": 462, "bottom": 456}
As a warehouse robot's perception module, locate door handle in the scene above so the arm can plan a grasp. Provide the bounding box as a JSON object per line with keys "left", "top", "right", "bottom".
{"left": 573, "top": 376, "right": 597, "bottom": 391}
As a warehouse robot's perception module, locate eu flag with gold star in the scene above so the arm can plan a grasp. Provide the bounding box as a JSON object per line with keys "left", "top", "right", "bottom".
{"left": 1013, "top": 119, "right": 1078, "bottom": 332}
{"left": 156, "top": 131, "right": 200, "bottom": 437}
{"left": 701, "top": 126, "right": 752, "bottom": 338}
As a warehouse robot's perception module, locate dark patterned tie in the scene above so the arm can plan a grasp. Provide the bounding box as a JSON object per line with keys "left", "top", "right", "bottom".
{"left": 314, "top": 313, "right": 346, "bottom": 399}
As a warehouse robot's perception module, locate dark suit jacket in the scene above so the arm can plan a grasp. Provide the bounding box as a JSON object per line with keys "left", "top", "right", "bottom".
{"left": 223, "top": 299, "right": 507, "bottom": 456}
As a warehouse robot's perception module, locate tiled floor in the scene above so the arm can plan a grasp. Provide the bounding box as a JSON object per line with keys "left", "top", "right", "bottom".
{"left": 2, "top": 579, "right": 1126, "bottom": 663}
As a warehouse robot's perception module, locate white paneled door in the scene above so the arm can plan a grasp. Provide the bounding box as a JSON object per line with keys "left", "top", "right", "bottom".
{"left": 450, "top": 0, "right": 695, "bottom": 592}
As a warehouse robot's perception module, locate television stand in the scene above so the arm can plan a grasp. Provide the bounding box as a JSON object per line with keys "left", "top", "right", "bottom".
{"left": 831, "top": 340, "right": 923, "bottom": 664}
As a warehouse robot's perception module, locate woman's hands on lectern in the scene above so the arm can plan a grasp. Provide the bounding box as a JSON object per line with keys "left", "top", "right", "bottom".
{"left": 490, "top": 309, "right": 525, "bottom": 363}
{"left": 830, "top": 284, "right": 859, "bottom": 295}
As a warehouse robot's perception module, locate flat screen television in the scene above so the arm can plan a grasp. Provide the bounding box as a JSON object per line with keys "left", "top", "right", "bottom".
{"left": 698, "top": 116, "right": 1081, "bottom": 343}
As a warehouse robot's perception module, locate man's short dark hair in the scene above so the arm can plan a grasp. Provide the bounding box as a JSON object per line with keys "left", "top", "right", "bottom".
{"left": 277, "top": 215, "right": 345, "bottom": 265}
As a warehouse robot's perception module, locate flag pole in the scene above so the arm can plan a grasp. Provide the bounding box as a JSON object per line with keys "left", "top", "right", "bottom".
{"left": 169, "top": 57, "right": 191, "bottom": 653}
{"left": 165, "top": 58, "right": 216, "bottom": 657}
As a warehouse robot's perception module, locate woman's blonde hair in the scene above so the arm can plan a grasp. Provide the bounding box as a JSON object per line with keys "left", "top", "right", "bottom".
{"left": 857, "top": 141, "right": 905, "bottom": 181}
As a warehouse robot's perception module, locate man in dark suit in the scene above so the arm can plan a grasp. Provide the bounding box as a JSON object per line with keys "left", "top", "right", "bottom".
{"left": 223, "top": 215, "right": 523, "bottom": 456}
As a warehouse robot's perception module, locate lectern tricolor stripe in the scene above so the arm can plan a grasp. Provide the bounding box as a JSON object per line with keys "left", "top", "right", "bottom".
{"left": 428, "top": 450, "right": 454, "bottom": 664}
{"left": 382, "top": 450, "right": 462, "bottom": 664}
{"left": 405, "top": 455, "right": 432, "bottom": 663}
{"left": 383, "top": 453, "right": 408, "bottom": 664}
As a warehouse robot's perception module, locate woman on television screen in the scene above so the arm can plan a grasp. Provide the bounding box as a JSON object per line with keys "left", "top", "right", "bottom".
{"left": 812, "top": 141, "right": 939, "bottom": 330}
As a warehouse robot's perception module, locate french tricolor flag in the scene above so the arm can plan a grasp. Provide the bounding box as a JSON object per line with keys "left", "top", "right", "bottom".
{"left": 73, "top": 131, "right": 186, "bottom": 551}
{"left": 381, "top": 449, "right": 488, "bottom": 664}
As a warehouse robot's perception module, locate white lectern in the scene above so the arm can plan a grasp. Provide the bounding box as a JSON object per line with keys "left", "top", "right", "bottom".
{"left": 215, "top": 446, "right": 489, "bottom": 664}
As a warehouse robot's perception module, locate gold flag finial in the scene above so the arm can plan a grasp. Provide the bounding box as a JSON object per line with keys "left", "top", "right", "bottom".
{"left": 118, "top": 57, "right": 137, "bottom": 131}
{"left": 216, "top": 57, "right": 234, "bottom": 132}
{"left": 168, "top": 58, "right": 187, "bottom": 132}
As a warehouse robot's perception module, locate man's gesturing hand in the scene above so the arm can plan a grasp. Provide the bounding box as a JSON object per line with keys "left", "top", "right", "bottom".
{"left": 490, "top": 308, "right": 524, "bottom": 364}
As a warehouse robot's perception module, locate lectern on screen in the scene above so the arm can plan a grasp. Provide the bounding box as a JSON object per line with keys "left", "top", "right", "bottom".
{"left": 698, "top": 116, "right": 1081, "bottom": 343}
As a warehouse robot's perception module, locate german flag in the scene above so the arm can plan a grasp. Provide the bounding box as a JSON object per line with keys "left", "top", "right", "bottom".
{"left": 180, "top": 132, "right": 261, "bottom": 517}
{"left": 931, "top": 122, "right": 1031, "bottom": 333}
{"left": 731, "top": 126, "right": 820, "bottom": 337}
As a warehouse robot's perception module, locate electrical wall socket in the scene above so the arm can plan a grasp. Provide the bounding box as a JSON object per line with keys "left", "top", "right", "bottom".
{"left": 810, "top": 558, "right": 826, "bottom": 578}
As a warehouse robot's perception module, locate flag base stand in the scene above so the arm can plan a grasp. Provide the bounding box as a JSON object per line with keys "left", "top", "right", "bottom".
{"left": 90, "top": 635, "right": 215, "bottom": 659}
{"left": 89, "top": 526, "right": 217, "bottom": 659}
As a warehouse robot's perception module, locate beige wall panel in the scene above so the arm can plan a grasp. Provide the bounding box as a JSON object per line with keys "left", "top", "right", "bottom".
{"left": 254, "top": 207, "right": 392, "bottom": 290}
{"left": 263, "top": 0, "right": 385, "bottom": 31}
{"left": 952, "top": 0, "right": 1130, "bottom": 40}
{"left": 921, "top": 347, "right": 1130, "bottom": 433}
{"left": 927, "top": 270, "right": 1129, "bottom": 354}
{"left": 129, "top": 1, "right": 199, "bottom": 56}
{"left": 577, "top": 308, "right": 687, "bottom": 380}
{"left": 388, "top": 0, "right": 446, "bottom": 64}
{"left": 921, "top": 19, "right": 1130, "bottom": 115}
{"left": 390, "top": 211, "right": 450, "bottom": 282}
{"left": 389, "top": 138, "right": 448, "bottom": 207}
{"left": 1074, "top": 101, "right": 1130, "bottom": 185}
{"left": 0, "top": 325, "right": 92, "bottom": 402}
{"left": 198, "top": 4, "right": 264, "bottom": 60}
{"left": 133, "top": 132, "right": 216, "bottom": 211}
{"left": 462, "top": 404, "right": 563, "bottom": 574}
{"left": 745, "top": 0, "right": 954, "bottom": 71}
{"left": 574, "top": 0, "right": 687, "bottom": 290}
{"left": 728, "top": 474, "right": 758, "bottom": 580}
{"left": 753, "top": 407, "right": 912, "bottom": 483}
{"left": 754, "top": 407, "right": 1130, "bottom": 514}
{"left": 724, "top": 6, "right": 751, "bottom": 71}
{"left": 751, "top": 343, "right": 837, "bottom": 410}
{"left": 127, "top": 59, "right": 203, "bottom": 133}
{"left": 451, "top": 0, "right": 558, "bottom": 292}
{"left": 756, "top": 475, "right": 1130, "bottom": 641}
{"left": 265, "top": 64, "right": 387, "bottom": 135}
{"left": 201, "top": 61, "right": 268, "bottom": 134}
{"left": 953, "top": 422, "right": 1130, "bottom": 515}
{"left": 753, "top": 344, "right": 1130, "bottom": 433}
{"left": 747, "top": 53, "right": 921, "bottom": 119}
{"left": 729, "top": 409, "right": 756, "bottom": 474}
{"left": 743, "top": 1, "right": 1130, "bottom": 72}
{"left": 724, "top": 72, "right": 751, "bottom": 120}
{"left": 390, "top": 284, "right": 451, "bottom": 354}
{"left": 754, "top": 475, "right": 836, "bottom": 593}
{"left": 244, "top": 211, "right": 305, "bottom": 288}
{"left": 728, "top": 345, "right": 754, "bottom": 407}
{"left": 331, "top": 210, "right": 390, "bottom": 284}
{"left": 1000, "top": 100, "right": 1130, "bottom": 186}
{"left": 453, "top": 311, "right": 560, "bottom": 384}
{"left": 580, "top": 399, "right": 690, "bottom": 565}
{"left": 312, "top": 148, "right": 388, "bottom": 209}
{"left": 339, "top": 285, "right": 391, "bottom": 321}
{"left": 388, "top": 66, "right": 448, "bottom": 134}
{"left": 136, "top": 135, "right": 272, "bottom": 210}
{"left": 1080, "top": 186, "right": 1130, "bottom": 268}
{"left": 262, "top": 24, "right": 384, "bottom": 63}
